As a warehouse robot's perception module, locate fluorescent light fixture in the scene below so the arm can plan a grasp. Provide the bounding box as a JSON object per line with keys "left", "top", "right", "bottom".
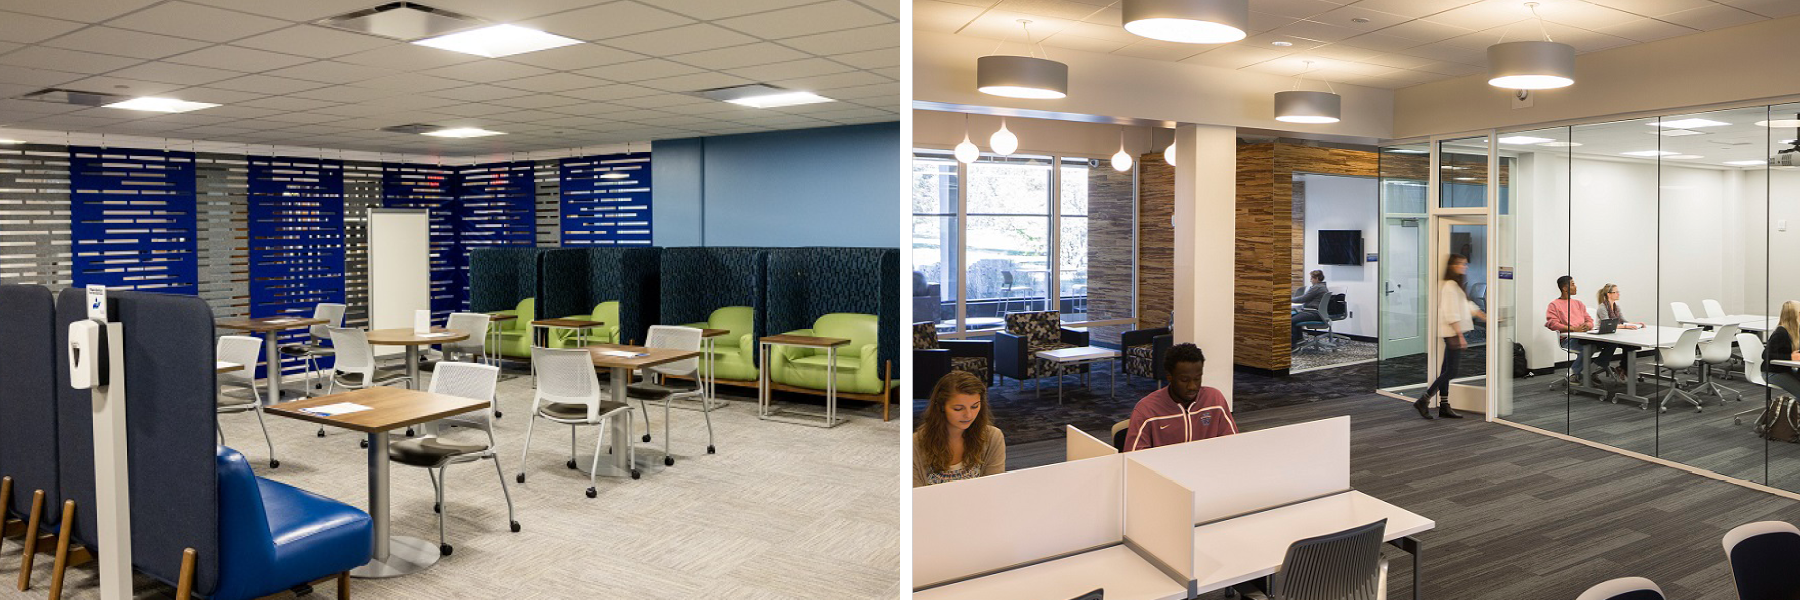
{"left": 696, "top": 84, "right": 835, "bottom": 108}
{"left": 413, "top": 24, "right": 580, "bottom": 58}
{"left": 1665, "top": 154, "right": 1704, "bottom": 159}
{"left": 103, "top": 97, "right": 219, "bottom": 113}
{"left": 1725, "top": 160, "right": 1767, "bottom": 166}
{"left": 1756, "top": 119, "right": 1800, "bottom": 127}
{"left": 1621, "top": 150, "right": 1676, "bottom": 157}
{"left": 1498, "top": 136, "right": 1554, "bottom": 144}
{"left": 1538, "top": 141, "right": 1582, "bottom": 147}
{"left": 422, "top": 127, "right": 504, "bottom": 138}
{"left": 1652, "top": 118, "right": 1729, "bottom": 128}
{"left": 1651, "top": 129, "right": 1705, "bottom": 137}
{"left": 1388, "top": 148, "right": 1427, "bottom": 154}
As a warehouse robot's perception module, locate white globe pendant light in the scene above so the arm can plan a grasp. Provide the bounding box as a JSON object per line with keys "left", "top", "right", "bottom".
{"left": 978, "top": 20, "right": 1069, "bottom": 99}
{"left": 1122, "top": 0, "right": 1249, "bottom": 44}
{"left": 1486, "top": 4, "right": 1575, "bottom": 90}
{"left": 954, "top": 113, "right": 979, "bottom": 163}
{"left": 1164, "top": 139, "right": 1177, "bottom": 167}
{"left": 990, "top": 119, "right": 1019, "bottom": 156}
{"left": 1274, "top": 61, "right": 1341, "bottom": 124}
{"left": 1112, "top": 129, "right": 1133, "bottom": 172}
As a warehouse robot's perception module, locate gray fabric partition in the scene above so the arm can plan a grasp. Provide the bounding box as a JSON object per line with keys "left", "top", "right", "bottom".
{"left": 0, "top": 284, "right": 59, "bottom": 525}
{"left": 56, "top": 289, "right": 221, "bottom": 595}
{"left": 659, "top": 246, "right": 767, "bottom": 358}
{"left": 536, "top": 248, "right": 591, "bottom": 323}
{"left": 468, "top": 246, "right": 546, "bottom": 314}
{"left": 766, "top": 247, "right": 902, "bottom": 369}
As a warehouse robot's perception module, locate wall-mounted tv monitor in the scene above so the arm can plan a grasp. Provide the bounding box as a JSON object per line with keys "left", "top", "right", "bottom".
{"left": 1318, "top": 230, "right": 1363, "bottom": 266}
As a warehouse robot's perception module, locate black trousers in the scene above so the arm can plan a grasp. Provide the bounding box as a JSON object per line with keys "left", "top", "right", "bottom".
{"left": 1421, "top": 336, "right": 1460, "bottom": 404}
{"left": 1291, "top": 310, "right": 1324, "bottom": 344}
{"left": 1590, "top": 342, "right": 1621, "bottom": 373}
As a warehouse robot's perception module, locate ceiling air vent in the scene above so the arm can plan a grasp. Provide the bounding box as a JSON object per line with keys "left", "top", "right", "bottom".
{"left": 18, "top": 88, "right": 127, "bottom": 107}
{"left": 315, "top": 3, "right": 485, "bottom": 42}
{"left": 381, "top": 123, "right": 440, "bottom": 134}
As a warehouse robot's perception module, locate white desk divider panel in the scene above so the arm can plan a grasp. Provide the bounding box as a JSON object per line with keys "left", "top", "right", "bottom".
{"left": 1127, "top": 416, "right": 1351, "bottom": 524}
{"left": 1124, "top": 459, "right": 1197, "bottom": 597}
{"left": 367, "top": 208, "right": 431, "bottom": 358}
{"left": 1066, "top": 425, "right": 1118, "bottom": 462}
{"left": 913, "top": 454, "right": 1124, "bottom": 590}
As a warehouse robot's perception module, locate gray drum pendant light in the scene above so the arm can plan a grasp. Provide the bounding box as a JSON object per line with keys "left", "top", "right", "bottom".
{"left": 977, "top": 20, "right": 1068, "bottom": 99}
{"left": 1122, "top": 0, "right": 1249, "bottom": 44}
{"left": 1274, "top": 61, "right": 1341, "bottom": 124}
{"left": 1487, "top": 3, "right": 1575, "bottom": 90}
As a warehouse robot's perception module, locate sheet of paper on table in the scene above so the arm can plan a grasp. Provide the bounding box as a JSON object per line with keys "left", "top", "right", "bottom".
{"left": 599, "top": 350, "right": 649, "bottom": 358}
{"left": 300, "top": 402, "right": 372, "bottom": 417}
{"left": 417, "top": 332, "right": 458, "bottom": 338}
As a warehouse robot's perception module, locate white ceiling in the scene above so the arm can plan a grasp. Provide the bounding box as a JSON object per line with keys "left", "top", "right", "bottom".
{"left": 918, "top": 0, "right": 1797, "bottom": 91}
{"left": 0, "top": 0, "right": 899, "bottom": 156}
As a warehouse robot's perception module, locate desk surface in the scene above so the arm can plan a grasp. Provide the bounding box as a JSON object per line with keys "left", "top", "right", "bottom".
{"left": 265, "top": 387, "right": 488, "bottom": 434}
{"left": 1680, "top": 314, "right": 1772, "bottom": 328}
{"left": 1192, "top": 490, "right": 1434, "bottom": 593}
{"left": 1567, "top": 325, "right": 1713, "bottom": 348}
{"left": 217, "top": 316, "right": 328, "bottom": 332}
{"left": 914, "top": 545, "right": 1186, "bottom": 600}
{"left": 761, "top": 334, "right": 850, "bottom": 348}
{"left": 366, "top": 327, "right": 469, "bottom": 345}
{"left": 583, "top": 343, "right": 700, "bottom": 370}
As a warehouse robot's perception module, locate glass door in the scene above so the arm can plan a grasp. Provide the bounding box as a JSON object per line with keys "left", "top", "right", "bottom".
{"left": 1377, "top": 145, "right": 1430, "bottom": 394}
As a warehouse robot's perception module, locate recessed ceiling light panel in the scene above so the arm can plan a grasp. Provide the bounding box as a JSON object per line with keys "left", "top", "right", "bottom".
{"left": 1756, "top": 119, "right": 1800, "bottom": 127}
{"left": 414, "top": 24, "right": 581, "bottom": 58}
{"left": 317, "top": 3, "right": 484, "bottom": 41}
{"left": 1537, "top": 141, "right": 1582, "bottom": 147}
{"left": 1725, "top": 160, "right": 1767, "bottom": 166}
{"left": 695, "top": 84, "right": 835, "bottom": 108}
{"left": 1498, "top": 136, "right": 1553, "bottom": 144}
{"left": 1665, "top": 154, "right": 1704, "bottom": 159}
{"left": 104, "top": 97, "right": 219, "bottom": 113}
{"left": 1621, "top": 150, "right": 1676, "bottom": 157}
{"left": 422, "top": 127, "right": 504, "bottom": 138}
{"left": 1653, "top": 118, "right": 1729, "bottom": 128}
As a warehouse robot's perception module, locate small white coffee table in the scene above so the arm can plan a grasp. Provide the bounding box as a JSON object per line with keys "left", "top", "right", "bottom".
{"left": 1034, "top": 346, "right": 1120, "bottom": 404}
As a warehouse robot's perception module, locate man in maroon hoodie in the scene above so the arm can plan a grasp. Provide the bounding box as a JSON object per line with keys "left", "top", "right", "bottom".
{"left": 1124, "top": 343, "right": 1237, "bottom": 452}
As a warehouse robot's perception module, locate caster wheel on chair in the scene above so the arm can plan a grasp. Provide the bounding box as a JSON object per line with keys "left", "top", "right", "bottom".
{"left": 269, "top": 460, "right": 280, "bottom": 469}
{"left": 510, "top": 521, "right": 521, "bottom": 533}
{"left": 406, "top": 428, "right": 416, "bottom": 437}
{"left": 433, "top": 503, "right": 440, "bottom": 513}
{"left": 516, "top": 473, "right": 525, "bottom": 484}
{"left": 641, "top": 434, "right": 651, "bottom": 443}
{"left": 707, "top": 445, "right": 716, "bottom": 454}
{"left": 359, "top": 439, "right": 369, "bottom": 449}
{"left": 440, "top": 544, "right": 453, "bottom": 557}
{"left": 495, "top": 411, "right": 503, "bottom": 419}
{"left": 664, "top": 456, "right": 674, "bottom": 466}
{"left": 566, "top": 459, "right": 577, "bottom": 469}
{"left": 585, "top": 487, "right": 597, "bottom": 498}
{"left": 630, "top": 469, "right": 641, "bottom": 480}
{"left": 316, "top": 429, "right": 326, "bottom": 438}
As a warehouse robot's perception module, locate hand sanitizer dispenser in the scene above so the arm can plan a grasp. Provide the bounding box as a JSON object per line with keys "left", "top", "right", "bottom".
{"left": 68, "top": 320, "right": 105, "bottom": 389}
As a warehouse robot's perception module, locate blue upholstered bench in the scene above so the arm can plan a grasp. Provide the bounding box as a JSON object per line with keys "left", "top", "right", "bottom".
{"left": 206, "top": 447, "right": 372, "bottom": 600}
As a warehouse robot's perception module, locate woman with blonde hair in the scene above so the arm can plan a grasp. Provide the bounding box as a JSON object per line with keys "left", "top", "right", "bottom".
{"left": 913, "top": 370, "right": 1006, "bottom": 487}
{"left": 1764, "top": 300, "right": 1800, "bottom": 398}
{"left": 1591, "top": 283, "right": 1644, "bottom": 380}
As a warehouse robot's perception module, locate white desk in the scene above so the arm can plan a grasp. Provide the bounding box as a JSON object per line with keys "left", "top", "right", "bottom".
{"left": 914, "top": 545, "right": 1187, "bottom": 600}
{"left": 1565, "top": 326, "right": 1713, "bottom": 407}
{"left": 1679, "top": 314, "right": 1774, "bottom": 330}
{"left": 1193, "top": 491, "right": 1434, "bottom": 599}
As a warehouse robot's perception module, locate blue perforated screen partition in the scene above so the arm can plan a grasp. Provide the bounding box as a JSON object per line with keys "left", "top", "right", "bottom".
{"left": 560, "top": 152, "right": 652, "bottom": 246}
{"left": 68, "top": 147, "right": 198, "bottom": 294}
{"left": 382, "top": 164, "right": 462, "bottom": 318}
{"left": 248, "top": 157, "right": 346, "bottom": 378}
{"left": 458, "top": 160, "right": 537, "bottom": 271}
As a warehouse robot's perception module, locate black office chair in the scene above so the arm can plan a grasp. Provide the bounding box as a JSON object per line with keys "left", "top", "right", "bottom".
{"left": 1234, "top": 519, "right": 1387, "bottom": 600}
{"left": 1575, "top": 577, "right": 1665, "bottom": 600}
{"left": 1294, "top": 294, "right": 1349, "bottom": 355}
{"left": 1723, "top": 521, "right": 1800, "bottom": 600}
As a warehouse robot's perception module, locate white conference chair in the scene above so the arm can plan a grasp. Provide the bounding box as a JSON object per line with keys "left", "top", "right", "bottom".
{"left": 518, "top": 346, "right": 638, "bottom": 499}
{"left": 320, "top": 327, "right": 414, "bottom": 443}
{"left": 1734, "top": 333, "right": 1781, "bottom": 425}
{"left": 1723, "top": 521, "right": 1800, "bottom": 600}
{"left": 1692, "top": 324, "right": 1741, "bottom": 403}
{"left": 626, "top": 325, "right": 716, "bottom": 464}
{"left": 440, "top": 312, "right": 491, "bottom": 365}
{"left": 1654, "top": 328, "right": 1705, "bottom": 413}
{"left": 217, "top": 335, "right": 278, "bottom": 468}
{"left": 1575, "top": 577, "right": 1664, "bottom": 600}
{"left": 388, "top": 362, "right": 518, "bottom": 557}
{"left": 1703, "top": 298, "right": 1727, "bottom": 320}
{"left": 1671, "top": 301, "right": 1697, "bottom": 325}
{"left": 277, "top": 303, "right": 346, "bottom": 396}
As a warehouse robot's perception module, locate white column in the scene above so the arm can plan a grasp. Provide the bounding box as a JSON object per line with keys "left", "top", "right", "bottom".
{"left": 1172, "top": 124, "right": 1237, "bottom": 407}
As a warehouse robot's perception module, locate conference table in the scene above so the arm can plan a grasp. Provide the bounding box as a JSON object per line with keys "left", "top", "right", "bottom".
{"left": 1680, "top": 314, "right": 1775, "bottom": 333}
{"left": 1566, "top": 325, "right": 1715, "bottom": 407}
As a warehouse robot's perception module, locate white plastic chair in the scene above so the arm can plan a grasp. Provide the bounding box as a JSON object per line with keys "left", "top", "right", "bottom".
{"left": 518, "top": 346, "right": 637, "bottom": 499}
{"left": 1654, "top": 328, "right": 1704, "bottom": 413}
{"left": 626, "top": 326, "right": 715, "bottom": 464}
{"left": 1703, "top": 299, "right": 1727, "bottom": 320}
{"left": 1734, "top": 333, "right": 1780, "bottom": 425}
{"left": 441, "top": 312, "right": 491, "bottom": 364}
{"left": 1692, "top": 324, "right": 1740, "bottom": 403}
{"left": 388, "top": 362, "right": 518, "bottom": 557}
{"left": 1575, "top": 577, "right": 1664, "bottom": 600}
{"left": 217, "top": 335, "right": 278, "bottom": 468}
{"left": 278, "top": 303, "right": 346, "bottom": 396}
{"left": 1723, "top": 522, "right": 1800, "bottom": 600}
{"left": 319, "top": 327, "right": 413, "bottom": 441}
{"left": 1671, "top": 301, "right": 1696, "bottom": 325}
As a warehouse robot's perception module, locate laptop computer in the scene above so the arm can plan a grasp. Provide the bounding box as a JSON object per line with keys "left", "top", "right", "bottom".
{"left": 1597, "top": 318, "right": 1620, "bottom": 334}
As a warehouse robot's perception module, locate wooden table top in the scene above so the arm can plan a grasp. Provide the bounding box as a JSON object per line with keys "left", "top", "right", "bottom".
{"left": 216, "top": 361, "right": 243, "bottom": 374}
{"left": 264, "top": 387, "right": 488, "bottom": 434}
{"left": 487, "top": 313, "right": 518, "bottom": 322}
{"left": 699, "top": 328, "right": 731, "bottom": 338}
{"left": 217, "top": 316, "right": 329, "bottom": 332}
{"left": 532, "top": 318, "right": 604, "bottom": 328}
{"left": 366, "top": 327, "right": 470, "bottom": 345}
{"left": 582, "top": 343, "right": 701, "bottom": 370}
{"left": 760, "top": 334, "right": 851, "bottom": 348}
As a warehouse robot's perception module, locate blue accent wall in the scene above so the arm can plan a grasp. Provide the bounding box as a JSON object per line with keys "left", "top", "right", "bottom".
{"left": 561, "top": 152, "right": 653, "bottom": 246}
{"left": 652, "top": 123, "right": 898, "bottom": 248}
{"left": 68, "top": 147, "right": 199, "bottom": 294}
{"left": 247, "top": 157, "right": 345, "bottom": 378}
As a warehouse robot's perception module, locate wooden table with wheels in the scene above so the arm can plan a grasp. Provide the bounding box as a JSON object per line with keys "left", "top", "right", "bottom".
{"left": 365, "top": 327, "right": 470, "bottom": 390}
{"left": 758, "top": 334, "right": 851, "bottom": 428}
{"left": 581, "top": 344, "right": 702, "bottom": 486}
{"left": 265, "top": 387, "right": 489, "bottom": 578}
{"left": 217, "top": 316, "right": 329, "bottom": 403}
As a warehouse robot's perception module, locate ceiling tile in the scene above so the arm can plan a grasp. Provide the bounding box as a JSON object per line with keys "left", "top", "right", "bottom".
{"left": 487, "top": 94, "right": 590, "bottom": 109}
{"left": 957, "top": 10, "right": 1076, "bottom": 40}
{"left": 427, "top": 103, "right": 510, "bottom": 117}
{"left": 768, "top": 70, "right": 891, "bottom": 91}
{"left": 260, "top": 112, "right": 345, "bottom": 125}
{"left": 1337, "top": 32, "right": 1425, "bottom": 53}
{"left": 360, "top": 95, "right": 465, "bottom": 111}
{"left": 352, "top": 73, "right": 470, "bottom": 93}
{"left": 518, "top": 2, "right": 696, "bottom": 41}
{"left": 1038, "top": 33, "right": 1131, "bottom": 53}
{"left": 411, "top": 0, "right": 603, "bottom": 22}
{"left": 1593, "top": 18, "right": 1697, "bottom": 42}
{"left": 601, "top": 24, "right": 761, "bottom": 56}
{"left": 1533, "top": 1, "right": 1641, "bottom": 30}
{"left": 1583, "top": 0, "right": 1715, "bottom": 17}
{"left": 182, "top": 0, "right": 383, "bottom": 22}
{"left": 1343, "top": 0, "right": 1477, "bottom": 18}
{"left": 1375, "top": 18, "right": 1473, "bottom": 42}
{"left": 0, "top": 47, "right": 144, "bottom": 74}
{"left": 106, "top": 2, "right": 291, "bottom": 43}
{"left": 232, "top": 26, "right": 398, "bottom": 59}
{"left": 237, "top": 96, "right": 339, "bottom": 111}
{"left": 306, "top": 103, "right": 398, "bottom": 118}
{"left": 0, "top": 64, "right": 87, "bottom": 88}
{"left": 0, "top": 11, "right": 86, "bottom": 44}
{"left": 106, "top": 62, "right": 241, "bottom": 86}
{"left": 559, "top": 84, "right": 662, "bottom": 102}
{"left": 164, "top": 45, "right": 315, "bottom": 72}
{"left": 728, "top": 58, "right": 862, "bottom": 82}
{"left": 830, "top": 48, "right": 900, "bottom": 69}
{"left": 716, "top": 2, "right": 893, "bottom": 39}
{"left": 1359, "top": 53, "right": 1437, "bottom": 70}
{"left": 576, "top": 59, "right": 706, "bottom": 82}
{"left": 1424, "top": 0, "right": 1531, "bottom": 30}
{"left": 1658, "top": 4, "right": 1766, "bottom": 29}
{"left": 497, "top": 72, "right": 610, "bottom": 93}
{"left": 1180, "top": 45, "right": 1289, "bottom": 69}
{"left": 1396, "top": 40, "right": 1486, "bottom": 64}
{"left": 208, "top": 74, "right": 332, "bottom": 95}
{"left": 637, "top": 72, "right": 755, "bottom": 93}
{"left": 1304, "top": 42, "right": 1384, "bottom": 62}
{"left": 170, "top": 88, "right": 269, "bottom": 105}
{"left": 0, "top": 0, "right": 161, "bottom": 22}
{"left": 45, "top": 27, "right": 212, "bottom": 59}
{"left": 609, "top": 94, "right": 713, "bottom": 109}
{"left": 914, "top": 0, "right": 986, "bottom": 33}
{"left": 65, "top": 75, "right": 187, "bottom": 96}
{"left": 669, "top": 43, "right": 812, "bottom": 70}
{"left": 1252, "top": 0, "right": 1344, "bottom": 19}
{"left": 1056, "top": 21, "right": 1141, "bottom": 43}
{"left": 779, "top": 24, "right": 900, "bottom": 55}
{"left": 287, "top": 86, "right": 398, "bottom": 103}
{"left": 1718, "top": 0, "right": 1800, "bottom": 18}
{"left": 1270, "top": 19, "right": 1358, "bottom": 42}
{"left": 264, "top": 61, "right": 391, "bottom": 84}
{"left": 421, "top": 61, "right": 554, "bottom": 83}
{"left": 333, "top": 44, "right": 480, "bottom": 70}
{"left": 498, "top": 43, "right": 646, "bottom": 71}
{"left": 424, "top": 85, "right": 536, "bottom": 102}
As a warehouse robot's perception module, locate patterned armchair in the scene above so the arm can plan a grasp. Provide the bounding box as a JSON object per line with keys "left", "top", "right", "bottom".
{"left": 994, "top": 310, "right": 1089, "bottom": 385}
{"left": 913, "top": 322, "right": 994, "bottom": 399}
{"left": 1121, "top": 322, "right": 1173, "bottom": 386}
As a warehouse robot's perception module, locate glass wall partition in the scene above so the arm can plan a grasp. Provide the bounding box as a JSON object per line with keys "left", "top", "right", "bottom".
{"left": 911, "top": 150, "right": 959, "bottom": 332}
{"left": 966, "top": 154, "right": 1053, "bottom": 332}
{"left": 1377, "top": 144, "right": 1430, "bottom": 394}
{"left": 1493, "top": 102, "right": 1794, "bottom": 491}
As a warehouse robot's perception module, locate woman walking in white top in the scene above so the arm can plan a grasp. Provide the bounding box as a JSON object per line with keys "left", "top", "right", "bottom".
{"left": 1415, "top": 254, "right": 1486, "bottom": 420}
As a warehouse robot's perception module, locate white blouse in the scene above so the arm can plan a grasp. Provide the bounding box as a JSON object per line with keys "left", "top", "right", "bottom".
{"left": 1437, "top": 280, "right": 1476, "bottom": 338}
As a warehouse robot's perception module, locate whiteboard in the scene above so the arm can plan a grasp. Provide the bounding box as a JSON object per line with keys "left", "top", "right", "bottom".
{"left": 367, "top": 209, "right": 430, "bottom": 356}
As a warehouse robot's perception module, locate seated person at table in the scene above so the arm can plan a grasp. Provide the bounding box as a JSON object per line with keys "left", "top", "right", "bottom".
{"left": 1124, "top": 343, "right": 1236, "bottom": 452}
{"left": 1546, "top": 275, "right": 1596, "bottom": 380}
{"left": 1290, "top": 270, "right": 1330, "bottom": 345}
{"left": 913, "top": 370, "right": 1006, "bottom": 487}
{"left": 1764, "top": 301, "right": 1800, "bottom": 399}
{"left": 1591, "top": 283, "right": 1645, "bottom": 380}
